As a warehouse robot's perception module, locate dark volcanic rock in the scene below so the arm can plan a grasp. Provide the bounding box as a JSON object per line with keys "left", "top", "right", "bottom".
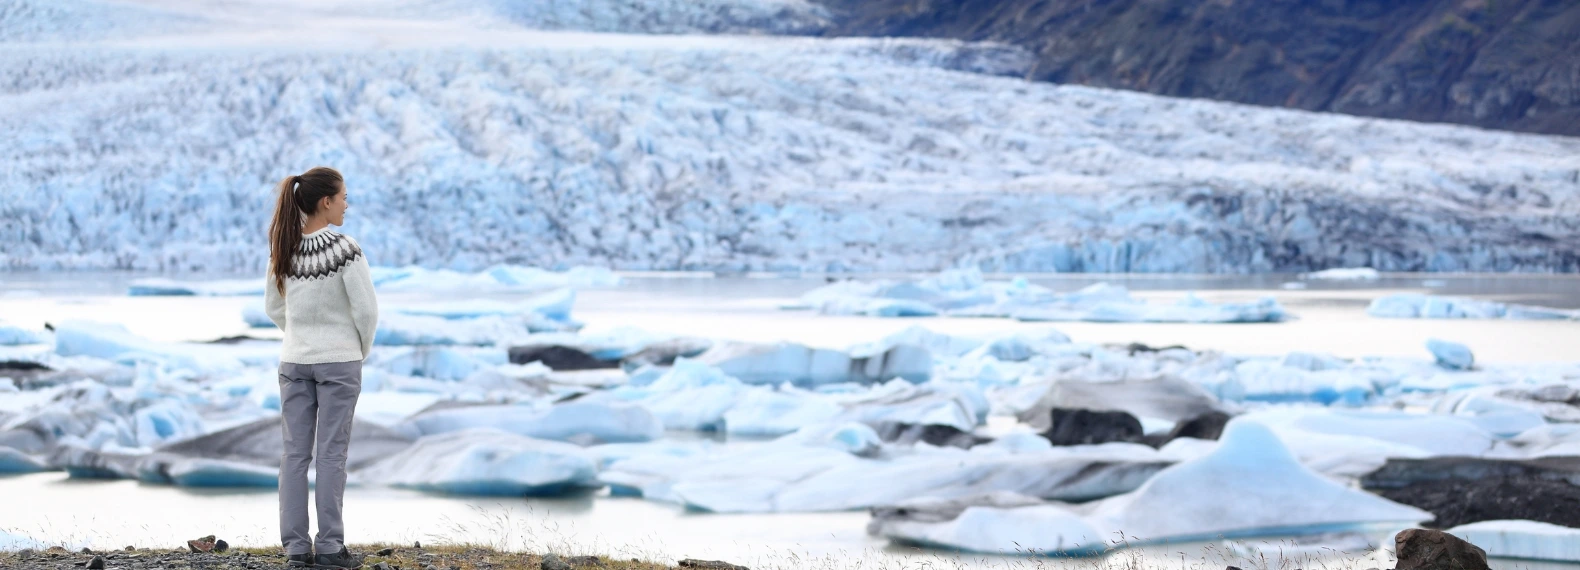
{"left": 1394, "top": 528, "right": 1490, "bottom": 570}
{"left": 871, "top": 422, "right": 990, "bottom": 449}
{"left": 1041, "top": 408, "right": 1143, "bottom": 446}
{"left": 679, "top": 560, "right": 749, "bottom": 570}
{"left": 813, "top": 0, "right": 1580, "bottom": 137}
{"left": 1164, "top": 411, "right": 1232, "bottom": 442}
{"left": 509, "top": 344, "right": 620, "bottom": 370}
{"left": 1361, "top": 456, "right": 1580, "bottom": 528}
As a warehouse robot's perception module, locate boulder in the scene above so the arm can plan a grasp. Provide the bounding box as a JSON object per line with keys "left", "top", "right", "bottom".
{"left": 1361, "top": 456, "right": 1580, "bottom": 528}
{"left": 1041, "top": 408, "right": 1143, "bottom": 446}
{"left": 1394, "top": 528, "right": 1489, "bottom": 570}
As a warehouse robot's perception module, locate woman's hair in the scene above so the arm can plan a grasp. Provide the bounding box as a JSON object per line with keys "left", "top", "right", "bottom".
{"left": 268, "top": 166, "right": 344, "bottom": 295}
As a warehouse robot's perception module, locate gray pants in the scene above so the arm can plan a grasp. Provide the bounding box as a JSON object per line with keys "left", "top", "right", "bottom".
{"left": 277, "top": 360, "right": 362, "bottom": 556}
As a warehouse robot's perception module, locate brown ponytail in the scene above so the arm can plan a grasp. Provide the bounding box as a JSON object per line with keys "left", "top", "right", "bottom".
{"left": 268, "top": 167, "right": 344, "bottom": 295}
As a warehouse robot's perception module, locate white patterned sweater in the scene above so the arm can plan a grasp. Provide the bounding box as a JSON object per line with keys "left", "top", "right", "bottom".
{"left": 265, "top": 226, "right": 379, "bottom": 364}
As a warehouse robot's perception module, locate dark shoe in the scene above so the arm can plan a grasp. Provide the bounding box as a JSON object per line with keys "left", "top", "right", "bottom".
{"left": 287, "top": 552, "right": 313, "bottom": 567}
{"left": 313, "top": 547, "right": 364, "bottom": 569}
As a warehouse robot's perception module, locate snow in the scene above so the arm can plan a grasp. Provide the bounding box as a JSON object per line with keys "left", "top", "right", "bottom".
{"left": 1303, "top": 268, "right": 1381, "bottom": 280}
{"left": 1427, "top": 339, "right": 1475, "bottom": 370}
{"left": 790, "top": 272, "right": 1287, "bottom": 323}
{"left": 5, "top": 2, "right": 1578, "bottom": 274}
{"left": 358, "top": 428, "right": 599, "bottom": 496}
{"left": 1369, "top": 294, "right": 1579, "bottom": 320}
{"left": 1448, "top": 520, "right": 1580, "bottom": 562}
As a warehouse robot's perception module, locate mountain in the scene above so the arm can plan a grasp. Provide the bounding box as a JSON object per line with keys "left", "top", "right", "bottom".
{"left": 813, "top": 0, "right": 1580, "bottom": 137}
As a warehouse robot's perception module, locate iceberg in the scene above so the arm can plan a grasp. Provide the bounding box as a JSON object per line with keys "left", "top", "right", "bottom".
{"left": 1368, "top": 294, "right": 1578, "bottom": 320}
{"left": 870, "top": 421, "right": 1432, "bottom": 554}
{"left": 791, "top": 274, "right": 1288, "bottom": 323}
{"left": 600, "top": 429, "right": 1171, "bottom": 512}
{"left": 0, "top": 446, "right": 48, "bottom": 473}
{"left": 358, "top": 429, "right": 599, "bottom": 496}
{"left": 0, "top": 322, "right": 51, "bottom": 346}
{"left": 1427, "top": 339, "right": 1475, "bottom": 370}
{"left": 401, "top": 402, "right": 663, "bottom": 444}
{"left": 697, "top": 341, "right": 931, "bottom": 387}
{"left": 1303, "top": 268, "right": 1381, "bottom": 280}
{"left": 128, "top": 277, "right": 263, "bottom": 296}
{"left": 1448, "top": 520, "right": 1580, "bottom": 562}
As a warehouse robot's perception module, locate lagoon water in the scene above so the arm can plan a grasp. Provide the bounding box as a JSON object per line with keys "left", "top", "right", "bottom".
{"left": 2, "top": 272, "right": 1579, "bottom": 569}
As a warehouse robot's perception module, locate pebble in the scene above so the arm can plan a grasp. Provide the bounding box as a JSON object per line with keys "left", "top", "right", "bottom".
{"left": 87, "top": 555, "right": 106, "bottom": 569}
{"left": 377, "top": 548, "right": 395, "bottom": 556}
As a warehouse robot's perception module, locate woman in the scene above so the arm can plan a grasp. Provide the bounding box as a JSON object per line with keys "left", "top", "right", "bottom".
{"left": 265, "top": 166, "right": 377, "bottom": 569}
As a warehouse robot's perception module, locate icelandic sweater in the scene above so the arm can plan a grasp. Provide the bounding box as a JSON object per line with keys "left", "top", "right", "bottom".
{"left": 265, "top": 226, "right": 379, "bottom": 364}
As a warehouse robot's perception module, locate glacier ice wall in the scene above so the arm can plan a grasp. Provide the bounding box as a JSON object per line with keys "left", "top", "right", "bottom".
{"left": 2, "top": 2, "right": 1577, "bottom": 273}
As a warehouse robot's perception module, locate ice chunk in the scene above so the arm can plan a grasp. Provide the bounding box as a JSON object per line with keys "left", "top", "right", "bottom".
{"left": 0, "top": 446, "right": 48, "bottom": 473}
{"left": 53, "top": 320, "right": 246, "bottom": 373}
{"left": 698, "top": 341, "right": 931, "bottom": 387}
{"left": 393, "top": 288, "right": 575, "bottom": 321}
{"left": 1427, "top": 339, "right": 1475, "bottom": 370}
{"left": 1081, "top": 420, "right": 1430, "bottom": 543}
{"left": 723, "top": 385, "right": 842, "bottom": 436}
{"left": 794, "top": 275, "right": 1286, "bottom": 323}
{"left": 374, "top": 265, "right": 618, "bottom": 294}
{"left": 366, "top": 346, "right": 508, "bottom": 381}
{"left": 0, "top": 321, "right": 51, "bottom": 346}
{"left": 1448, "top": 520, "right": 1580, "bottom": 562}
{"left": 166, "top": 458, "right": 280, "bottom": 487}
{"left": 872, "top": 498, "right": 1104, "bottom": 555}
{"left": 583, "top": 359, "right": 748, "bottom": 431}
{"left": 358, "top": 429, "right": 598, "bottom": 496}
{"left": 1368, "top": 294, "right": 1578, "bottom": 320}
{"left": 0, "top": 529, "right": 46, "bottom": 551}
{"left": 1304, "top": 268, "right": 1380, "bottom": 280}
{"left": 402, "top": 402, "right": 663, "bottom": 444}
{"left": 602, "top": 432, "right": 1170, "bottom": 512}
{"left": 128, "top": 277, "right": 262, "bottom": 296}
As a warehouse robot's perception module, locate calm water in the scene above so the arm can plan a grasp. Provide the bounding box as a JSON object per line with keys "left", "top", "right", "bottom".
{"left": 2, "top": 272, "right": 1579, "bottom": 567}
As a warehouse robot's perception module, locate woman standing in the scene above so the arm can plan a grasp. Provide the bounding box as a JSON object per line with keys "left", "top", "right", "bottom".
{"left": 265, "top": 167, "right": 377, "bottom": 569}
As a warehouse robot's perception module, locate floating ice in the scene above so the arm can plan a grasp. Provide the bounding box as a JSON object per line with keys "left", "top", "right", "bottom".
{"left": 1448, "top": 520, "right": 1580, "bottom": 562}
{"left": 1369, "top": 294, "right": 1578, "bottom": 320}
{"left": 127, "top": 277, "right": 263, "bottom": 296}
{"left": 0, "top": 322, "right": 50, "bottom": 346}
{"left": 872, "top": 421, "right": 1431, "bottom": 553}
{"left": 0, "top": 446, "right": 48, "bottom": 473}
{"left": 601, "top": 429, "right": 1170, "bottom": 512}
{"left": 1427, "top": 339, "right": 1475, "bottom": 370}
{"left": 698, "top": 341, "right": 931, "bottom": 387}
{"left": 1303, "top": 268, "right": 1381, "bottom": 280}
{"left": 401, "top": 401, "right": 663, "bottom": 444}
{"left": 791, "top": 273, "right": 1287, "bottom": 323}
{"left": 373, "top": 265, "right": 619, "bottom": 294}
{"left": 358, "top": 429, "right": 599, "bottom": 496}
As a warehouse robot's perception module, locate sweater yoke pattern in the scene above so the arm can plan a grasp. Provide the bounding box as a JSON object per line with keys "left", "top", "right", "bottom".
{"left": 289, "top": 230, "right": 363, "bottom": 281}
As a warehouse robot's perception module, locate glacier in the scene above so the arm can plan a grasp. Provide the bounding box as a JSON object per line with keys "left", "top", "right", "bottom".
{"left": 2, "top": 1, "right": 1578, "bottom": 273}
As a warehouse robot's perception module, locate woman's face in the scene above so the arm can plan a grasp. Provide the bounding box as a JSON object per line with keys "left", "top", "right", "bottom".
{"left": 321, "top": 184, "right": 348, "bottom": 226}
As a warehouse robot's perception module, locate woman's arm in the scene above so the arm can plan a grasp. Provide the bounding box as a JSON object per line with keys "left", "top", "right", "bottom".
{"left": 342, "top": 239, "right": 380, "bottom": 360}
{"left": 265, "top": 270, "right": 287, "bottom": 329}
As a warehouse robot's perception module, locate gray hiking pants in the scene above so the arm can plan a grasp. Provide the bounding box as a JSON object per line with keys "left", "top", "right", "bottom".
{"left": 277, "top": 360, "right": 362, "bottom": 556}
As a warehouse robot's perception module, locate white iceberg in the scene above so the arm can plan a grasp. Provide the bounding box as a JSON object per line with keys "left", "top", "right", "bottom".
{"left": 0, "top": 322, "right": 51, "bottom": 346}
{"left": 0, "top": 446, "right": 48, "bottom": 473}
{"left": 871, "top": 421, "right": 1432, "bottom": 554}
{"left": 401, "top": 401, "right": 663, "bottom": 444}
{"left": 790, "top": 273, "right": 1287, "bottom": 323}
{"left": 601, "top": 428, "right": 1170, "bottom": 513}
{"left": 358, "top": 428, "right": 599, "bottom": 496}
{"left": 1368, "top": 294, "right": 1578, "bottom": 320}
{"left": 1427, "top": 338, "right": 1475, "bottom": 370}
{"left": 1448, "top": 520, "right": 1580, "bottom": 562}
{"left": 127, "top": 277, "right": 263, "bottom": 296}
{"left": 698, "top": 341, "right": 931, "bottom": 387}
{"left": 1303, "top": 268, "right": 1381, "bottom": 280}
